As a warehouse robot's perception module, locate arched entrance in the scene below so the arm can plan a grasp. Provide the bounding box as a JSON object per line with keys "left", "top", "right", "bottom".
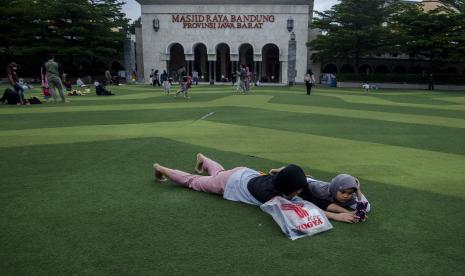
{"left": 340, "top": 64, "right": 355, "bottom": 74}
{"left": 239, "top": 43, "right": 254, "bottom": 71}
{"left": 375, "top": 65, "right": 389, "bottom": 74}
{"left": 322, "top": 64, "right": 338, "bottom": 74}
{"left": 359, "top": 64, "right": 372, "bottom": 75}
{"left": 216, "top": 43, "right": 231, "bottom": 82}
{"left": 95, "top": 60, "right": 107, "bottom": 76}
{"left": 393, "top": 66, "right": 406, "bottom": 74}
{"left": 194, "top": 43, "right": 208, "bottom": 82}
{"left": 262, "top": 44, "right": 280, "bottom": 83}
{"left": 169, "top": 43, "right": 185, "bottom": 79}
{"left": 411, "top": 66, "right": 424, "bottom": 74}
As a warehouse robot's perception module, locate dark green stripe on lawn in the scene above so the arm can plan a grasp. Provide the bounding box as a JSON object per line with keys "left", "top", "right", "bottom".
{"left": 269, "top": 92, "right": 465, "bottom": 119}
{"left": 0, "top": 138, "right": 463, "bottom": 275}
{"left": 207, "top": 107, "right": 465, "bottom": 156}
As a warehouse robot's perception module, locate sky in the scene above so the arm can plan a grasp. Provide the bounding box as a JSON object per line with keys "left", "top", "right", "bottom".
{"left": 122, "top": 0, "right": 341, "bottom": 22}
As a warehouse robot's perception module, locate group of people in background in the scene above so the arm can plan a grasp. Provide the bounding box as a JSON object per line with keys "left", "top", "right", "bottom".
{"left": 1, "top": 55, "right": 67, "bottom": 105}
{"left": 4, "top": 57, "right": 445, "bottom": 107}
{"left": 2, "top": 59, "right": 345, "bottom": 106}
{"left": 150, "top": 65, "right": 193, "bottom": 99}
{"left": 1, "top": 57, "right": 126, "bottom": 106}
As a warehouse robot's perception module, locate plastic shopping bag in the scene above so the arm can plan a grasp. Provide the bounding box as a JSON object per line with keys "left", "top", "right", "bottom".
{"left": 260, "top": 196, "right": 333, "bottom": 240}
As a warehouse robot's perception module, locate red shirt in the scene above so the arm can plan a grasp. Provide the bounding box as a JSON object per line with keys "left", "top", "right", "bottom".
{"left": 6, "top": 65, "right": 18, "bottom": 86}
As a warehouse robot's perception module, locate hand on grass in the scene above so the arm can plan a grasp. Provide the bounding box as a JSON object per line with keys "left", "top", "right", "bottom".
{"left": 335, "top": 213, "right": 359, "bottom": 224}
{"left": 358, "top": 214, "right": 368, "bottom": 222}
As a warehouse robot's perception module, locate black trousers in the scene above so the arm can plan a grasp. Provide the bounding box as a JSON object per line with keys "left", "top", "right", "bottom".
{"left": 0, "top": 88, "right": 20, "bottom": 104}
{"left": 305, "top": 82, "right": 313, "bottom": 95}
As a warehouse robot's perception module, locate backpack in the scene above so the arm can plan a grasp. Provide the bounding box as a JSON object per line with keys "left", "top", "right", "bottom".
{"left": 29, "top": 96, "right": 42, "bottom": 104}
{"left": 304, "top": 74, "right": 311, "bottom": 82}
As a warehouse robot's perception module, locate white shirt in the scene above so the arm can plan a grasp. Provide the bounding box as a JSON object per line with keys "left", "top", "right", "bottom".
{"left": 223, "top": 168, "right": 262, "bottom": 206}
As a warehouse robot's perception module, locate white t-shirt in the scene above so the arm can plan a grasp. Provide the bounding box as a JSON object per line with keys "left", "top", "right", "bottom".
{"left": 223, "top": 168, "right": 262, "bottom": 206}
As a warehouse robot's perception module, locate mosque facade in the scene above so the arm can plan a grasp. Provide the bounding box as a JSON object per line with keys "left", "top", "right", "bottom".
{"left": 135, "top": 0, "right": 315, "bottom": 84}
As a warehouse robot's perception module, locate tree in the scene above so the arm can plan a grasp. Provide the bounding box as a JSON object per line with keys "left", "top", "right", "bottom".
{"left": 129, "top": 17, "right": 142, "bottom": 35}
{"left": 308, "top": 0, "right": 401, "bottom": 73}
{"left": 0, "top": 0, "right": 129, "bottom": 64}
{"left": 390, "top": 2, "right": 465, "bottom": 73}
{"left": 0, "top": 0, "right": 45, "bottom": 57}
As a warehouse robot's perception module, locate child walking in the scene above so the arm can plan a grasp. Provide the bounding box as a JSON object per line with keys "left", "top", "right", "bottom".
{"left": 161, "top": 70, "right": 171, "bottom": 95}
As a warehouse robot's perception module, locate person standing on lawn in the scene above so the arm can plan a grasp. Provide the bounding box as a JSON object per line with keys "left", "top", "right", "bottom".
{"left": 44, "top": 55, "right": 67, "bottom": 103}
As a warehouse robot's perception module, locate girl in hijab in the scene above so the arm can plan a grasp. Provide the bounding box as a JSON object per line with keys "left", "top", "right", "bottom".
{"left": 305, "top": 173, "right": 371, "bottom": 213}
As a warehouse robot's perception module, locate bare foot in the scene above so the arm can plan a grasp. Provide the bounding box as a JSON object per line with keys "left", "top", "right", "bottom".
{"left": 153, "top": 163, "right": 168, "bottom": 182}
{"left": 195, "top": 153, "right": 206, "bottom": 174}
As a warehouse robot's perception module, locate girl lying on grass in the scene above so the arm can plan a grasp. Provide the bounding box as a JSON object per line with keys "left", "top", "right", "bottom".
{"left": 153, "top": 153, "right": 361, "bottom": 223}
{"left": 307, "top": 174, "right": 370, "bottom": 213}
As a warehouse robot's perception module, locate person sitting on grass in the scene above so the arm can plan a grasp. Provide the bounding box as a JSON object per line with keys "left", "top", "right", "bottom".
{"left": 0, "top": 88, "right": 22, "bottom": 105}
{"left": 362, "top": 82, "right": 370, "bottom": 91}
{"left": 76, "top": 78, "right": 87, "bottom": 87}
{"left": 18, "top": 79, "right": 33, "bottom": 90}
{"left": 1, "top": 88, "right": 42, "bottom": 105}
{"left": 64, "top": 77, "right": 73, "bottom": 92}
{"left": 6, "top": 62, "right": 28, "bottom": 105}
{"left": 67, "top": 90, "right": 83, "bottom": 96}
{"left": 153, "top": 153, "right": 361, "bottom": 223}
{"left": 94, "top": 80, "right": 114, "bottom": 96}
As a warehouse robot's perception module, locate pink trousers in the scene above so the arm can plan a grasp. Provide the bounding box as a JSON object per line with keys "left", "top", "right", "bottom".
{"left": 168, "top": 157, "right": 243, "bottom": 195}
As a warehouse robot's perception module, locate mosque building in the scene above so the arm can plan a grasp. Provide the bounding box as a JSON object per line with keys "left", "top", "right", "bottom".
{"left": 134, "top": 0, "right": 316, "bottom": 84}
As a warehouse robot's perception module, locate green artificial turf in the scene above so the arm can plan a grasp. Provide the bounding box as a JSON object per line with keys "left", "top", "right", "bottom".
{"left": 1, "top": 84, "right": 464, "bottom": 275}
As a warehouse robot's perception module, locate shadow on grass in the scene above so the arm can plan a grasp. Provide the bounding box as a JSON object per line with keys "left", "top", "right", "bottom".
{"left": 0, "top": 137, "right": 464, "bottom": 275}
